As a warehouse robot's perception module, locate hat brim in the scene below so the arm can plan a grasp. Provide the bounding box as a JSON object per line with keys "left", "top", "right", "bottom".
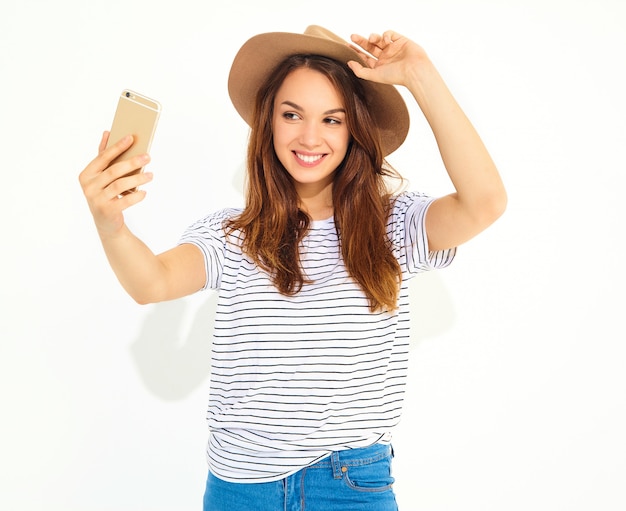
{"left": 227, "top": 25, "right": 409, "bottom": 156}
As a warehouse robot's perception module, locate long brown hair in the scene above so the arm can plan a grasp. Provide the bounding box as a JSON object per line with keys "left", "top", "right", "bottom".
{"left": 226, "top": 54, "right": 403, "bottom": 312}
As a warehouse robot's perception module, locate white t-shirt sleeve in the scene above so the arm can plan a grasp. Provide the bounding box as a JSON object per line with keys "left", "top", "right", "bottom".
{"left": 390, "top": 191, "right": 456, "bottom": 277}
{"left": 177, "top": 208, "right": 240, "bottom": 290}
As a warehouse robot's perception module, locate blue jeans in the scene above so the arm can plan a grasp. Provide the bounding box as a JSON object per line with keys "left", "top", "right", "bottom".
{"left": 203, "top": 443, "right": 398, "bottom": 510}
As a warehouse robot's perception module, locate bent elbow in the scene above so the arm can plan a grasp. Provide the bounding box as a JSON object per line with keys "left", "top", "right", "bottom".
{"left": 125, "top": 286, "right": 162, "bottom": 306}
{"left": 481, "top": 178, "right": 508, "bottom": 223}
{"left": 472, "top": 189, "right": 507, "bottom": 235}
{"left": 490, "top": 189, "right": 508, "bottom": 222}
{"left": 133, "top": 296, "right": 154, "bottom": 306}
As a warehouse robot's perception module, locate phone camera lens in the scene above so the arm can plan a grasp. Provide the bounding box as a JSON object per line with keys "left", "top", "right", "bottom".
{"left": 125, "top": 92, "right": 131, "bottom": 98}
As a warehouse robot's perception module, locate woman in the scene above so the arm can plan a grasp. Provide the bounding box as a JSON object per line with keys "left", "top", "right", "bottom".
{"left": 79, "top": 25, "right": 506, "bottom": 511}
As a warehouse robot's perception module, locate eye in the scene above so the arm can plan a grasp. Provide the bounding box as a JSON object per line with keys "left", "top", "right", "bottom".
{"left": 282, "top": 111, "right": 300, "bottom": 121}
{"left": 324, "top": 117, "right": 342, "bottom": 126}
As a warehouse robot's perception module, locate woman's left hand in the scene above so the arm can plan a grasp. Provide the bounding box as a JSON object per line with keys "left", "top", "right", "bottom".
{"left": 350, "top": 30, "right": 507, "bottom": 252}
{"left": 347, "top": 30, "right": 428, "bottom": 87}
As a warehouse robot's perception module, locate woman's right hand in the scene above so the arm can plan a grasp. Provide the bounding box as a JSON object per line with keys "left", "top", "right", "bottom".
{"left": 78, "top": 132, "right": 153, "bottom": 238}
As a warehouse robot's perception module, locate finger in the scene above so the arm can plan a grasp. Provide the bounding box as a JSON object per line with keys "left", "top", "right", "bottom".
{"left": 105, "top": 170, "right": 153, "bottom": 199}
{"left": 103, "top": 153, "right": 151, "bottom": 188}
{"left": 93, "top": 134, "right": 136, "bottom": 176}
{"left": 349, "top": 39, "right": 380, "bottom": 70}
{"left": 88, "top": 169, "right": 152, "bottom": 221}
{"left": 98, "top": 131, "right": 110, "bottom": 154}
{"left": 116, "top": 188, "right": 148, "bottom": 209}
{"left": 381, "top": 30, "right": 402, "bottom": 45}
{"left": 347, "top": 60, "right": 364, "bottom": 76}
{"left": 80, "top": 149, "right": 149, "bottom": 198}
{"left": 350, "top": 34, "right": 381, "bottom": 59}
{"left": 368, "top": 32, "right": 384, "bottom": 45}
{"left": 94, "top": 186, "right": 148, "bottom": 223}
{"left": 82, "top": 134, "right": 134, "bottom": 182}
{"left": 347, "top": 60, "right": 378, "bottom": 82}
{"left": 350, "top": 33, "right": 369, "bottom": 48}
{"left": 99, "top": 134, "right": 134, "bottom": 164}
{"left": 369, "top": 32, "right": 392, "bottom": 54}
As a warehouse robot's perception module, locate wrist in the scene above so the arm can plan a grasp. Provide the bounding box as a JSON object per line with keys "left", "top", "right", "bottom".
{"left": 404, "top": 56, "right": 439, "bottom": 94}
{"left": 97, "top": 222, "right": 128, "bottom": 243}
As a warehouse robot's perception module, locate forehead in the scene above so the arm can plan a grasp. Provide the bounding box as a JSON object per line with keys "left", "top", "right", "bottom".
{"left": 275, "top": 67, "right": 344, "bottom": 106}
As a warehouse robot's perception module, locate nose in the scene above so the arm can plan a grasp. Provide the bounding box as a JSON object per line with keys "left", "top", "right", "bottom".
{"left": 299, "top": 121, "right": 322, "bottom": 149}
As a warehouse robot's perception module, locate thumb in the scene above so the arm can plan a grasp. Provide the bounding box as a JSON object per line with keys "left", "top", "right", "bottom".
{"left": 347, "top": 60, "right": 369, "bottom": 79}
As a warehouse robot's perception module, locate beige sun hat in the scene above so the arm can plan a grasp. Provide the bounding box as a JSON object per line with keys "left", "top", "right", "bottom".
{"left": 227, "top": 25, "right": 410, "bottom": 156}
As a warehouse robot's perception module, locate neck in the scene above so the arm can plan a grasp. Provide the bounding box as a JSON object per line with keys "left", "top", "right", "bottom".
{"left": 304, "top": 203, "right": 334, "bottom": 221}
{"left": 296, "top": 182, "right": 334, "bottom": 221}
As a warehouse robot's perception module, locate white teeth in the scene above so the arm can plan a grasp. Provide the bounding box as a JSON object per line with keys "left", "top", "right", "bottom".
{"left": 296, "top": 153, "right": 323, "bottom": 163}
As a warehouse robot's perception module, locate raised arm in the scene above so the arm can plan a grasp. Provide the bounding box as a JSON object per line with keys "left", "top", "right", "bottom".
{"left": 78, "top": 133, "right": 205, "bottom": 304}
{"left": 348, "top": 30, "right": 507, "bottom": 251}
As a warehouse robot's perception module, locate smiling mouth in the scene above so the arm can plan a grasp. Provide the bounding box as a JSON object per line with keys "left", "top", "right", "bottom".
{"left": 295, "top": 152, "right": 325, "bottom": 164}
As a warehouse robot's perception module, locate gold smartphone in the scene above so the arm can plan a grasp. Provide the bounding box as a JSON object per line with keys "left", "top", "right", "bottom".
{"left": 105, "top": 89, "right": 161, "bottom": 175}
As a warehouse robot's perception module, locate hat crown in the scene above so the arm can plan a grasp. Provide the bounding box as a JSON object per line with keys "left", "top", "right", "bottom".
{"left": 304, "top": 25, "right": 345, "bottom": 44}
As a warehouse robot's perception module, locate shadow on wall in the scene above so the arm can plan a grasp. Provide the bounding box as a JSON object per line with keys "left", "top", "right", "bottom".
{"left": 129, "top": 292, "right": 217, "bottom": 401}
{"left": 128, "top": 270, "right": 455, "bottom": 402}
{"left": 128, "top": 160, "right": 244, "bottom": 402}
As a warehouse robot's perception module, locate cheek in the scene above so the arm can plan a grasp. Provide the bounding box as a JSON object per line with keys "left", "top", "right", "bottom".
{"left": 334, "top": 131, "right": 351, "bottom": 155}
{"left": 272, "top": 122, "right": 291, "bottom": 150}
{"left": 271, "top": 129, "right": 291, "bottom": 168}
{"left": 272, "top": 135, "right": 291, "bottom": 167}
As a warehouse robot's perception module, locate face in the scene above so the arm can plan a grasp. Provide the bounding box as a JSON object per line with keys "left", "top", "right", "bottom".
{"left": 272, "top": 67, "right": 350, "bottom": 200}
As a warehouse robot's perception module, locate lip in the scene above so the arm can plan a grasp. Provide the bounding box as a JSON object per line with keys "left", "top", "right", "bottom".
{"left": 293, "top": 151, "right": 326, "bottom": 167}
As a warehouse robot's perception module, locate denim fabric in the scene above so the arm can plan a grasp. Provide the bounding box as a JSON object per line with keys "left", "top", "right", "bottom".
{"left": 203, "top": 443, "right": 398, "bottom": 511}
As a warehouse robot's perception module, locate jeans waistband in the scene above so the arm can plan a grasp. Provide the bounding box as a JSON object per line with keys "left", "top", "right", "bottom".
{"left": 306, "top": 443, "right": 393, "bottom": 479}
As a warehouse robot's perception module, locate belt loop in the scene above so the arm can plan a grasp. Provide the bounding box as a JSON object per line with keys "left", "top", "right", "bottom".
{"left": 330, "top": 451, "right": 343, "bottom": 480}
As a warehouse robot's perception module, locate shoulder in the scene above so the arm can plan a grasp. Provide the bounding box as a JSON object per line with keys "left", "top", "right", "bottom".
{"left": 180, "top": 207, "right": 244, "bottom": 248}
{"left": 187, "top": 207, "right": 243, "bottom": 230}
{"left": 386, "top": 191, "right": 437, "bottom": 242}
{"left": 390, "top": 190, "right": 435, "bottom": 217}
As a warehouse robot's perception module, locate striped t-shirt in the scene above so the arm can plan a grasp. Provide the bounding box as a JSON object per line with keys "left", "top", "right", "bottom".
{"left": 179, "top": 191, "right": 455, "bottom": 482}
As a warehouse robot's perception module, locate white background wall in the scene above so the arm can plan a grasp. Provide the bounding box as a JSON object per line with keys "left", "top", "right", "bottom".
{"left": 1, "top": 1, "right": 624, "bottom": 510}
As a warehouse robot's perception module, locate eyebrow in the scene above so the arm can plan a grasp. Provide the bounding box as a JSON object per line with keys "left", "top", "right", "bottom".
{"left": 280, "top": 101, "right": 345, "bottom": 116}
